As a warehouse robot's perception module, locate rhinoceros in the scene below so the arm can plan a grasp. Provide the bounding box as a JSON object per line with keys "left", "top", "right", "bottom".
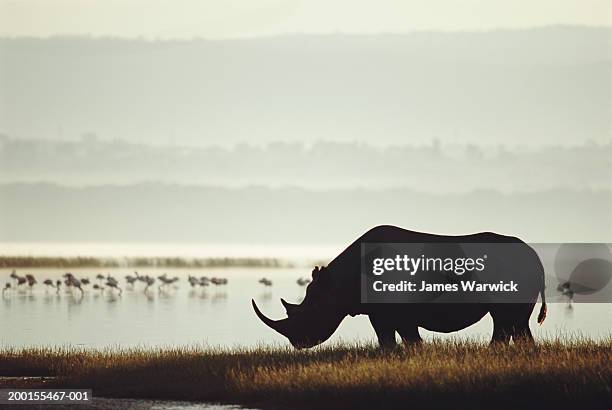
{"left": 252, "top": 225, "right": 547, "bottom": 349}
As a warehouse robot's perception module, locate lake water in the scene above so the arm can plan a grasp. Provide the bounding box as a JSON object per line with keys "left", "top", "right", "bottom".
{"left": 1, "top": 267, "right": 610, "bottom": 348}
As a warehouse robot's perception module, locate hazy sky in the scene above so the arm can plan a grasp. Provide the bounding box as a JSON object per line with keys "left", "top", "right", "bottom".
{"left": 1, "top": 0, "right": 610, "bottom": 39}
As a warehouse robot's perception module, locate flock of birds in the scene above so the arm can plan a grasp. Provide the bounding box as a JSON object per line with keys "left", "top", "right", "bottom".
{"left": 2, "top": 270, "right": 311, "bottom": 298}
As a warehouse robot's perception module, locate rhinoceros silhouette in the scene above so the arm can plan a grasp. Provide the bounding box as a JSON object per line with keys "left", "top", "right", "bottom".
{"left": 253, "top": 225, "right": 547, "bottom": 349}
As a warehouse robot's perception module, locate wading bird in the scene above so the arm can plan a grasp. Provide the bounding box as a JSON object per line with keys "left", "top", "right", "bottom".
{"left": 43, "top": 279, "right": 56, "bottom": 291}
{"left": 63, "top": 273, "right": 84, "bottom": 295}
{"left": 143, "top": 276, "right": 155, "bottom": 292}
{"left": 16, "top": 276, "right": 27, "bottom": 288}
{"left": 10, "top": 270, "right": 19, "bottom": 283}
{"left": 11, "top": 271, "right": 26, "bottom": 287}
{"left": 258, "top": 278, "right": 273, "bottom": 287}
{"left": 25, "top": 274, "right": 37, "bottom": 289}
{"left": 125, "top": 274, "right": 137, "bottom": 287}
{"left": 158, "top": 274, "right": 179, "bottom": 290}
{"left": 136, "top": 273, "right": 150, "bottom": 286}
{"left": 188, "top": 275, "right": 200, "bottom": 287}
{"left": 2, "top": 283, "right": 10, "bottom": 295}
{"left": 296, "top": 278, "right": 311, "bottom": 286}
{"left": 211, "top": 277, "right": 228, "bottom": 286}
{"left": 105, "top": 276, "right": 122, "bottom": 295}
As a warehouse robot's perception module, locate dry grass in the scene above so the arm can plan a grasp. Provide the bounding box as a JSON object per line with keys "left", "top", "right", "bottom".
{"left": 0, "top": 339, "right": 610, "bottom": 409}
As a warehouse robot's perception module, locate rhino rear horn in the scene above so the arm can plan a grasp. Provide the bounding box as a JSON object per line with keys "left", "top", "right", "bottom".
{"left": 280, "top": 298, "right": 300, "bottom": 316}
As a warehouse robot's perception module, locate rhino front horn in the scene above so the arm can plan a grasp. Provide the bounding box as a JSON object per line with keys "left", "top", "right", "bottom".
{"left": 252, "top": 299, "right": 294, "bottom": 339}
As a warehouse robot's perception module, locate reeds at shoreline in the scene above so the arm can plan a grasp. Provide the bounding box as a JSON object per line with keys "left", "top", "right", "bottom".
{"left": 0, "top": 256, "right": 291, "bottom": 269}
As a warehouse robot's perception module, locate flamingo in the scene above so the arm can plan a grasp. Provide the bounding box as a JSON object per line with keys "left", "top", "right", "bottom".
{"left": 43, "top": 279, "right": 56, "bottom": 291}
{"left": 143, "top": 276, "right": 155, "bottom": 292}
{"left": 158, "top": 274, "right": 179, "bottom": 291}
{"left": 136, "top": 273, "right": 149, "bottom": 286}
{"left": 105, "top": 275, "right": 122, "bottom": 295}
{"left": 63, "top": 273, "right": 83, "bottom": 295}
{"left": 25, "top": 274, "right": 37, "bottom": 288}
{"left": 211, "top": 277, "right": 228, "bottom": 286}
{"left": 69, "top": 277, "right": 84, "bottom": 295}
{"left": 11, "top": 271, "right": 26, "bottom": 287}
{"left": 188, "top": 275, "right": 200, "bottom": 287}
{"left": 258, "top": 278, "right": 273, "bottom": 287}
{"left": 557, "top": 282, "right": 575, "bottom": 308}
{"left": 125, "top": 274, "right": 137, "bottom": 287}
{"left": 16, "top": 276, "right": 27, "bottom": 288}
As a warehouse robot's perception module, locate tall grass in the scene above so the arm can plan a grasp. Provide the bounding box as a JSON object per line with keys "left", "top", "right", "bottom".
{"left": 0, "top": 339, "right": 610, "bottom": 409}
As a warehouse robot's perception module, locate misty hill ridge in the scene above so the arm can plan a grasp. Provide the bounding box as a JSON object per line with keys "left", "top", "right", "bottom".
{"left": 1, "top": 136, "right": 610, "bottom": 191}
{"left": 1, "top": 26, "right": 610, "bottom": 146}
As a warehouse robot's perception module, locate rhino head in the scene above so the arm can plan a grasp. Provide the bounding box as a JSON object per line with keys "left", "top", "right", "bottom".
{"left": 252, "top": 265, "right": 347, "bottom": 349}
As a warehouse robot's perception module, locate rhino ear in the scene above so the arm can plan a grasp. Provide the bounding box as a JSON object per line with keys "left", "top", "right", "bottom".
{"left": 312, "top": 265, "right": 329, "bottom": 282}
{"left": 312, "top": 266, "right": 320, "bottom": 280}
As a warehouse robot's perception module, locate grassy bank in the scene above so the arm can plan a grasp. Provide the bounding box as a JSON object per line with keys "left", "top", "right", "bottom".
{"left": 0, "top": 256, "right": 291, "bottom": 269}
{"left": 0, "top": 340, "right": 610, "bottom": 409}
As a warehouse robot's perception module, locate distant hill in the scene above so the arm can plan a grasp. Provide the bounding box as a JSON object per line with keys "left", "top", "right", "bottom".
{"left": 1, "top": 136, "right": 611, "bottom": 191}
{"left": 1, "top": 26, "right": 610, "bottom": 146}
{"left": 1, "top": 183, "right": 610, "bottom": 243}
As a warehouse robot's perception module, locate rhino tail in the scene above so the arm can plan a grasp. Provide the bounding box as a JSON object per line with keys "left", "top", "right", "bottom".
{"left": 537, "top": 287, "right": 547, "bottom": 325}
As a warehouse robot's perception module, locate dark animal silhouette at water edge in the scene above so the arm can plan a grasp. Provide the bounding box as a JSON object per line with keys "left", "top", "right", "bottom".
{"left": 253, "top": 225, "right": 547, "bottom": 349}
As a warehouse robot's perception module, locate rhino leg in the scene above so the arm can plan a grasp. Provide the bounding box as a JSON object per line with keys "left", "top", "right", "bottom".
{"left": 511, "top": 303, "right": 536, "bottom": 344}
{"left": 490, "top": 320, "right": 513, "bottom": 345}
{"left": 513, "top": 323, "right": 535, "bottom": 344}
{"left": 397, "top": 326, "right": 422, "bottom": 346}
{"left": 490, "top": 302, "right": 536, "bottom": 345}
{"left": 368, "top": 314, "right": 397, "bottom": 350}
{"left": 490, "top": 303, "right": 535, "bottom": 344}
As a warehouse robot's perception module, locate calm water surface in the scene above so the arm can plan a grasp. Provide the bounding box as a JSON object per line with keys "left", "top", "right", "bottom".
{"left": 0, "top": 268, "right": 610, "bottom": 348}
